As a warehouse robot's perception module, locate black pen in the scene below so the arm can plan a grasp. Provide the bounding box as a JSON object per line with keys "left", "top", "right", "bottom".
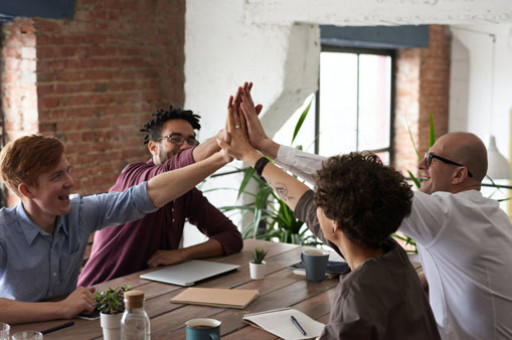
{"left": 290, "top": 315, "right": 307, "bottom": 336}
{"left": 41, "top": 321, "right": 75, "bottom": 335}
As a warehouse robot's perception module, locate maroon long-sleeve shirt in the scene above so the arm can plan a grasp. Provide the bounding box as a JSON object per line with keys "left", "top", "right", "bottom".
{"left": 78, "top": 148, "right": 242, "bottom": 286}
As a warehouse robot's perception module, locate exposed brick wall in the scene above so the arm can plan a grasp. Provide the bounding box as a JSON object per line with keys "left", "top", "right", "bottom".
{"left": 1, "top": 0, "right": 185, "bottom": 204}
{"left": 1, "top": 19, "right": 39, "bottom": 206}
{"left": 394, "top": 25, "right": 451, "bottom": 178}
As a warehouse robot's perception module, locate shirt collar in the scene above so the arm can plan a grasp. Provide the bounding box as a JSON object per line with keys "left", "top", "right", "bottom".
{"left": 15, "top": 204, "right": 68, "bottom": 245}
{"left": 15, "top": 204, "right": 50, "bottom": 245}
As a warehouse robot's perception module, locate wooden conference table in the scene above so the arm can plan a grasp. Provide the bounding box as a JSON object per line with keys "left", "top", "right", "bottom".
{"left": 11, "top": 239, "right": 339, "bottom": 339}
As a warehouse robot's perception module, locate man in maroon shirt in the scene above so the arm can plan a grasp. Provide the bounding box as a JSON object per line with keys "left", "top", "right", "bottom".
{"left": 78, "top": 106, "right": 243, "bottom": 286}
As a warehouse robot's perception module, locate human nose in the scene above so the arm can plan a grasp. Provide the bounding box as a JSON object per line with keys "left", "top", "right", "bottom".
{"left": 64, "top": 173, "right": 74, "bottom": 188}
{"left": 418, "top": 155, "right": 427, "bottom": 172}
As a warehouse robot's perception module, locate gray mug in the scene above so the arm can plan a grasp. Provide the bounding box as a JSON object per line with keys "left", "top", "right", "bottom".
{"left": 185, "top": 318, "right": 221, "bottom": 340}
{"left": 301, "top": 249, "right": 330, "bottom": 282}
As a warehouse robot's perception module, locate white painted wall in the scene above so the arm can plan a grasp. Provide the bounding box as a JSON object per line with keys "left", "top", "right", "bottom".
{"left": 449, "top": 24, "right": 512, "bottom": 151}
{"left": 449, "top": 24, "right": 512, "bottom": 205}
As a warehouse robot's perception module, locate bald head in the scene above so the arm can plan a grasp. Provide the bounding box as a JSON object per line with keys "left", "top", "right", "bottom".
{"left": 433, "top": 132, "right": 487, "bottom": 183}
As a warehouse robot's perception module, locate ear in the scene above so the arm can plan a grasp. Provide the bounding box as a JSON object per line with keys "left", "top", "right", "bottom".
{"left": 148, "top": 140, "right": 158, "bottom": 156}
{"left": 331, "top": 219, "right": 341, "bottom": 238}
{"left": 452, "top": 167, "right": 468, "bottom": 184}
{"left": 18, "top": 183, "right": 34, "bottom": 200}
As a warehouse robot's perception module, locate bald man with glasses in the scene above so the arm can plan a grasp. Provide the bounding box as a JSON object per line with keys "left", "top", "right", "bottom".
{"left": 237, "top": 82, "right": 512, "bottom": 340}
{"left": 79, "top": 105, "right": 243, "bottom": 286}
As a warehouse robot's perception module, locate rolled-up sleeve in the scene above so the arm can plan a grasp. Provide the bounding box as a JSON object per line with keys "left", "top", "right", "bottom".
{"left": 275, "top": 146, "right": 326, "bottom": 186}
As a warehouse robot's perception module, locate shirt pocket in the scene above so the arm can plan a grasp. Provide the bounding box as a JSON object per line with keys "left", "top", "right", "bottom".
{"left": 59, "top": 248, "right": 83, "bottom": 281}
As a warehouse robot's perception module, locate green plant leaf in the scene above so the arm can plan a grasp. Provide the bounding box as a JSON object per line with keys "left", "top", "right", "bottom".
{"left": 407, "top": 170, "right": 421, "bottom": 189}
{"left": 237, "top": 167, "right": 256, "bottom": 200}
{"left": 429, "top": 112, "right": 436, "bottom": 148}
{"left": 291, "top": 99, "right": 312, "bottom": 144}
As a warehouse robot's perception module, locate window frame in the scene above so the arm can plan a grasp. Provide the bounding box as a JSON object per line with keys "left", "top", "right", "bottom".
{"left": 315, "top": 45, "right": 396, "bottom": 165}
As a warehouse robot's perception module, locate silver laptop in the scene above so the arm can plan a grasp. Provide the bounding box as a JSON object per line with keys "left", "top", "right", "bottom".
{"left": 139, "top": 260, "right": 240, "bottom": 286}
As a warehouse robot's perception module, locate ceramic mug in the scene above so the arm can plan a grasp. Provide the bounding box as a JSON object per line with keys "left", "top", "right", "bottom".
{"left": 185, "top": 318, "right": 221, "bottom": 340}
{"left": 301, "top": 249, "right": 330, "bottom": 282}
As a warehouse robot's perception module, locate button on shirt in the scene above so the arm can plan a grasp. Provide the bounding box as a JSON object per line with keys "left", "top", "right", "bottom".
{"left": 0, "top": 182, "right": 156, "bottom": 302}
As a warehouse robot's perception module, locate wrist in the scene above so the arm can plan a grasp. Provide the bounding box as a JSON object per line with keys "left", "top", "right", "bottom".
{"left": 256, "top": 139, "right": 279, "bottom": 159}
{"left": 242, "top": 150, "right": 263, "bottom": 167}
{"left": 179, "top": 248, "right": 189, "bottom": 262}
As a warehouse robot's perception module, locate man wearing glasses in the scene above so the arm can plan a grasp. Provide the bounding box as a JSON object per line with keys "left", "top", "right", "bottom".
{"left": 78, "top": 106, "right": 243, "bottom": 286}
{"left": 236, "top": 82, "right": 512, "bottom": 340}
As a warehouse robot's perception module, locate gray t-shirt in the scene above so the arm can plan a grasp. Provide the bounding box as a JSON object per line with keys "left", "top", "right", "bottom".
{"left": 295, "top": 190, "right": 440, "bottom": 340}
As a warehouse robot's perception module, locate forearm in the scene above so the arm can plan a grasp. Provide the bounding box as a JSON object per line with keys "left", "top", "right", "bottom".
{"left": 0, "top": 298, "right": 64, "bottom": 324}
{"left": 192, "top": 131, "right": 223, "bottom": 162}
{"left": 147, "top": 152, "right": 228, "bottom": 208}
{"left": 181, "top": 239, "right": 224, "bottom": 261}
{"left": 243, "top": 151, "right": 309, "bottom": 211}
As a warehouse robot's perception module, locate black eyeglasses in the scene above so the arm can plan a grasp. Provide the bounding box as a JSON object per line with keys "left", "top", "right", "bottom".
{"left": 155, "top": 133, "right": 199, "bottom": 146}
{"left": 424, "top": 152, "right": 473, "bottom": 177}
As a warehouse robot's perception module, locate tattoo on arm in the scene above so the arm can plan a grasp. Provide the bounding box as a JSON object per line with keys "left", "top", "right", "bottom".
{"left": 268, "top": 180, "right": 295, "bottom": 204}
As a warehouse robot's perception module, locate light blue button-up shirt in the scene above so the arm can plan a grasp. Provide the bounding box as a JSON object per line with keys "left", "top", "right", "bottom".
{"left": 0, "top": 182, "right": 156, "bottom": 302}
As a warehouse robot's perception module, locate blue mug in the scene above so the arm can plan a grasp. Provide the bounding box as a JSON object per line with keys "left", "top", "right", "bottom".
{"left": 185, "top": 318, "right": 221, "bottom": 340}
{"left": 301, "top": 249, "right": 330, "bottom": 282}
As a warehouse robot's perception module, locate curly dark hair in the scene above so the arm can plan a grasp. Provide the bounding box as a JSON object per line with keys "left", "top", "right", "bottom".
{"left": 141, "top": 105, "right": 201, "bottom": 144}
{"left": 314, "top": 151, "right": 413, "bottom": 249}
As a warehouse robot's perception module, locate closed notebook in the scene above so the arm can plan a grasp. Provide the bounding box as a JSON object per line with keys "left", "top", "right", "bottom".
{"left": 170, "top": 287, "right": 259, "bottom": 309}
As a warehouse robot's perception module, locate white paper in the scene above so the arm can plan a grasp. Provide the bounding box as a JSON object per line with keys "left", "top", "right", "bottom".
{"left": 243, "top": 308, "right": 325, "bottom": 340}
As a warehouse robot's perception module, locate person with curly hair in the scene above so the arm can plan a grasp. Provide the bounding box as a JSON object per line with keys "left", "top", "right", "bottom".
{"left": 218, "top": 93, "right": 440, "bottom": 339}
{"left": 79, "top": 104, "right": 246, "bottom": 286}
{"left": 236, "top": 82, "right": 512, "bottom": 340}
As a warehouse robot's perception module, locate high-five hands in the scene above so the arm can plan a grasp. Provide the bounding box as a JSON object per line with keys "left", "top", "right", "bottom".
{"left": 217, "top": 94, "right": 259, "bottom": 163}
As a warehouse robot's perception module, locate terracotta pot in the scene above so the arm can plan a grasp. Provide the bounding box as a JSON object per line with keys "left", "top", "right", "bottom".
{"left": 249, "top": 261, "right": 266, "bottom": 280}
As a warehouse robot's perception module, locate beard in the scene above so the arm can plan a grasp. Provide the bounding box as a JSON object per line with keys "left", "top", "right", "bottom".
{"left": 157, "top": 148, "right": 172, "bottom": 164}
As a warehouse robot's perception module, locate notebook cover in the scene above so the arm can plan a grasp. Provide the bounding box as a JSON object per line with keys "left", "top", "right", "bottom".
{"left": 170, "top": 287, "right": 259, "bottom": 309}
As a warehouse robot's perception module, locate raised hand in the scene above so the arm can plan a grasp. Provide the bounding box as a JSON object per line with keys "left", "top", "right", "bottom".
{"left": 239, "top": 82, "right": 279, "bottom": 159}
{"left": 217, "top": 94, "right": 260, "bottom": 163}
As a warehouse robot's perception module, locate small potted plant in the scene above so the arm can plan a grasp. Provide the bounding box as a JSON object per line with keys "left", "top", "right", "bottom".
{"left": 95, "top": 286, "right": 131, "bottom": 340}
{"left": 250, "top": 247, "right": 267, "bottom": 280}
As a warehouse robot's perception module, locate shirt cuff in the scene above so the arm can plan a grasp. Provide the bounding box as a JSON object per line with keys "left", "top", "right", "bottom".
{"left": 137, "top": 181, "right": 158, "bottom": 213}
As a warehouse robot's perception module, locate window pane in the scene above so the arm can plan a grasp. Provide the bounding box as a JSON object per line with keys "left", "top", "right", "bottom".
{"left": 358, "top": 54, "right": 392, "bottom": 151}
{"left": 318, "top": 52, "right": 358, "bottom": 157}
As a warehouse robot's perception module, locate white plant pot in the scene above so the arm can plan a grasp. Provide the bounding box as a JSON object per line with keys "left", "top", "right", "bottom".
{"left": 100, "top": 312, "right": 122, "bottom": 340}
{"left": 250, "top": 261, "right": 266, "bottom": 280}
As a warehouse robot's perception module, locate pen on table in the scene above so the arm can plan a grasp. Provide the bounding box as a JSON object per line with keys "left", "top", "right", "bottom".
{"left": 229, "top": 281, "right": 246, "bottom": 289}
{"left": 41, "top": 321, "right": 75, "bottom": 335}
{"left": 290, "top": 315, "right": 307, "bottom": 336}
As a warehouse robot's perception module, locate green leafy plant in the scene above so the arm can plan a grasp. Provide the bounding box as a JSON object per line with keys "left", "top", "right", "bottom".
{"left": 252, "top": 247, "right": 267, "bottom": 264}
{"left": 94, "top": 285, "right": 131, "bottom": 314}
